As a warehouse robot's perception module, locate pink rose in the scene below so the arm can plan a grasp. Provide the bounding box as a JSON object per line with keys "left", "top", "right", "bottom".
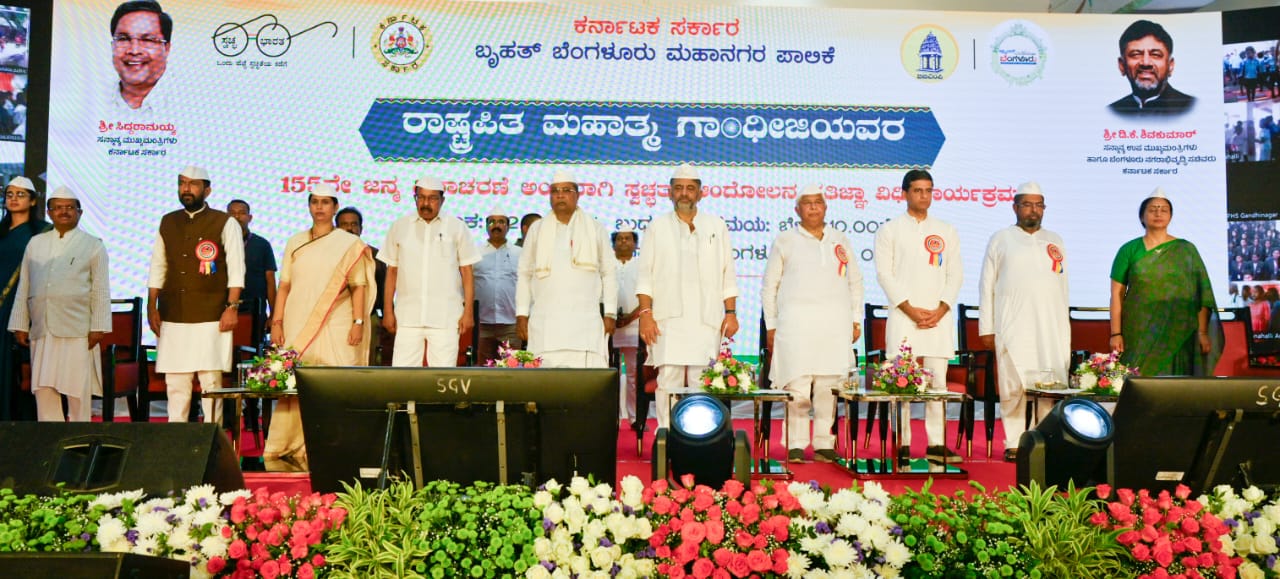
{"left": 206, "top": 556, "right": 227, "bottom": 574}
{"left": 298, "top": 563, "right": 315, "bottom": 579}
{"left": 705, "top": 520, "right": 725, "bottom": 545}
{"left": 727, "top": 375, "right": 738, "bottom": 387}
{"left": 896, "top": 376, "right": 908, "bottom": 387}
{"left": 746, "top": 550, "right": 771, "bottom": 572}
{"left": 692, "top": 558, "right": 715, "bottom": 578}
{"left": 727, "top": 553, "right": 750, "bottom": 577}
{"left": 227, "top": 540, "right": 248, "bottom": 559}
{"left": 260, "top": 560, "right": 280, "bottom": 579}
{"left": 311, "top": 554, "right": 326, "bottom": 568}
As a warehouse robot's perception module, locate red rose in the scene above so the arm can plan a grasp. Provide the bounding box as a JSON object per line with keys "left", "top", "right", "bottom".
{"left": 705, "top": 520, "right": 725, "bottom": 544}
{"left": 721, "top": 479, "right": 744, "bottom": 500}
{"left": 669, "top": 566, "right": 687, "bottom": 579}
{"left": 260, "top": 561, "right": 280, "bottom": 579}
{"left": 1174, "top": 484, "right": 1191, "bottom": 500}
{"left": 1117, "top": 488, "right": 1136, "bottom": 506}
{"left": 1132, "top": 543, "right": 1151, "bottom": 561}
{"left": 734, "top": 530, "right": 755, "bottom": 549}
{"left": 1153, "top": 540, "right": 1174, "bottom": 567}
{"left": 712, "top": 570, "right": 731, "bottom": 579}
{"left": 675, "top": 542, "right": 699, "bottom": 564}
{"left": 727, "top": 553, "right": 750, "bottom": 577}
{"left": 227, "top": 540, "right": 248, "bottom": 559}
{"left": 692, "top": 558, "right": 715, "bottom": 578}
{"left": 1089, "top": 512, "right": 1109, "bottom": 526}
{"left": 746, "top": 550, "right": 771, "bottom": 572}
{"left": 206, "top": 556, "right": 227, "bottom": 574}
{"left": 681, "top": 521, "right": 707, "bottom": 544}
{"left": 739, "top": 504, "right": 760, "bottom": 525}
{"left": 1095, "top": 484, "right": 1112, "bottom": 499}
{"left": 713, "top": 548, "right": 732, "bottom": 567}
{"left": 298, "top": 563, "right": 315, "bottom": 579}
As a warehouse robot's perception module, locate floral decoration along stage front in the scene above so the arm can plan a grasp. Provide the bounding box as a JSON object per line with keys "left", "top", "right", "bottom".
{"left": 1073, "top": 350, "right": 1138, "bottom": 396}
{"left": 701, "top": 339, "right": 757, "bottom": 394}
{"left": 244, "top": 345, "right": 300, "bottom": 393}
{"left": 487, "top": 341, "right": 544, "bottom": 368}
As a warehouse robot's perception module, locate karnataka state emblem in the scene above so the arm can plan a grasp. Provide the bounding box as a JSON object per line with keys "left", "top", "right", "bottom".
{"left": 372, "top": 14, "right": 433, "bottom": 73}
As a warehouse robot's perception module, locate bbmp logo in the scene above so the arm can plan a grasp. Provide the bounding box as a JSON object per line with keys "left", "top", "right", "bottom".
{"left": 901, "top": 25, "right": 958, "bottom": 83}
{"left": 372, "top": 14, "right": 432, "bottom": 73}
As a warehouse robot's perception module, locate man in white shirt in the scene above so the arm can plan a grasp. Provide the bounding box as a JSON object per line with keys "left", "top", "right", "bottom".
{"left": 474, "top": 206, "right": 521, "bottom": 363}
{"left": 516, "top": 170, "right": 616, "bottom": 368}
{"left": 763, "top": 184, "right": 863, "bottom": 463}
{"left": 148, "top": 165, "right": 245, "bottom": 423}
{"left": 874, "top": 169, "right": 963, "bottom": 464}
{"left": 613, "top": 226, "right": 641, "bottom": 420}
{"left": 8, "top": 187, "right": 111, "bottom": 422}
{"left": 978, "top": 182, "right": 1071, "bottom": 462}
{"left": 637, "top": 164, "right": 738, "bottom": 428}
{"left": 380, "top": 176, "right": 480, "bottom": 367}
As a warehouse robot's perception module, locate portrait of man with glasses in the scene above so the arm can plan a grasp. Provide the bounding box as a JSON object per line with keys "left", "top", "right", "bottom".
{"left": 108, "top": 0, "right": 171, "bottom": 115}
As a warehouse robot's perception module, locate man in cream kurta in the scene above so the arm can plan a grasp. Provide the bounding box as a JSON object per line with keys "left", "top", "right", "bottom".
{"left": 874, "top": 169, "right": 963, "bottom": 464}
{"left": 380, "top": 176, "right": 480, "bottom": 367}
{"left": 637, "top": 164, "right": 739, "bottom": 429}
{"left": 516, "top": 170, "right": 616, "bottom": 368}
{"left": 8, "top": 187, "right": 110, "bottom": 422}
{"left": 148, "top": 165, "right": 245, "bottom": 423}
{"left": 978, "top": 182, "right": 1071, "bottom": 461}
{"left": 763, "top": 184, "right": 863, "bottom": 463}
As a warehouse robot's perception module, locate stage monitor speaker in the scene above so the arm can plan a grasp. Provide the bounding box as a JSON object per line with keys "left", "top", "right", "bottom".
{"left": 0, "top": 422, "right": 243, "bottom": 495}
{"left": 0, "top": 553, "right": 189, "bottom": 579}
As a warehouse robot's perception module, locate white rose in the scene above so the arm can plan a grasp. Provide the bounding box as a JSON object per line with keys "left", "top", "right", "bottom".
{"left": 552, "top": 539, "right": 575, "bottom": 562}
{"left": 1240, "top": 562, "right": 1266, "bottom": 579}
{"left": 1253, "top": 534, "right": 1278, "bottom": 555}
{"left": 620, "top": 476, "right": 644, "bottom": 508}
{"left": 544, "top": 478, "right": 562, "bottom": 494}
{"left": 569, "top": 476, "right": 592, "bottom": 496}
{"left": 533, "top": 490, "right": 554, "bottom": 509}
{"left": 1254, "top": 516, "right": 1276, "bottom": 539}
{"left": 711, "top": 376, "right": 726, "bottom": 390}
{"left": 1243, "top": 486, "right": 1266, "bottom": 503}
{"left": 1077, "top": 373, "right": 1098, "bottom": 389}
{"left": 590, "top": 547, "right": 615, "bottom": 569}
{"left": 1237, "top": 533, "right": 1258, "bottom": 554}
{"left": 533, "top": 537, "right": 553, "bottom": 559}
{"left": 543, "top": 502, "right": 565, "bottom": 524}
{"left": 526, "top": 564, "right": 553, "bottom": 579}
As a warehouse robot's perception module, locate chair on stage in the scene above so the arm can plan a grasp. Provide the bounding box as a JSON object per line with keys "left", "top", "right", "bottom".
{"left": 1068, "top": 306, "right": 1111, "bottom": 368}
{"left": 860, "top": 304, "right": 891, "bottom": 449}
{"left": 96, "top": 297, "right": 145, "bottom": 422}
{"left": 953, "top": 303, "right": 996, "bottom": 457}
{"left": 631, "top": 338, "right": 658, "bottom": 457}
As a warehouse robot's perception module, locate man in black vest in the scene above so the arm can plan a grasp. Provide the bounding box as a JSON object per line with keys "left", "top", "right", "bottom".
{"left": 147, "top": 165, "right": 244, "bottom": 422}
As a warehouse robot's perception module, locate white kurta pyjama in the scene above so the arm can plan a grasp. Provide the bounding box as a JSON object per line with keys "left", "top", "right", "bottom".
{"left": 147, "top": 211, "right": 245, "bottom": 373}
{"left": 8, "top": 228, "right": 111, "bottom": 401}
{"left": 516, "top": 212, "right": 617, "bottom": 362}
{"left": 978, "top": 225, "right": 1071, "bottom": 446}
{"left": 379, "top": 212, "right": 481, "bottom": 330}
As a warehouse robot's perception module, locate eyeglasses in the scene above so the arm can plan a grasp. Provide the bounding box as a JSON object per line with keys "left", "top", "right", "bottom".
{"left": 414, "top": 194, "right": 444, "bottom": 203}
{"left": 112, "top": 34, "right": 167, "bottom": 51}
{"left": 1016, "top": 202, "right": 1047, "bottom": 209}
{"left": 4, "top": 190, "right": 29, "bottom": 199}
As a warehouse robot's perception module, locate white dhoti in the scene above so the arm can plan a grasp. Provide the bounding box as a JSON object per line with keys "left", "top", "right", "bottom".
{"left": 784, "top": 375, "right": 841, "bottom": 451}
{"left": 156, "top": 321, "right": 232, "bottom": 423}
{"left": 392, "top": 326, "right": 460, "bottom": 367}
{"left": 539, "top": 349, "right": 607, "bottom": 369}
{"left": 30, "top": 337, "right": 102, "bottom": 422}
{"left": 897, "top": 356, "right": 949, "bottom": 447}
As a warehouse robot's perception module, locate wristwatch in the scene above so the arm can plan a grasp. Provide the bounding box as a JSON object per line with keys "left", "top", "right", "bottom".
{"left": 225, "top": 300, "right": 242, "bottom": 308}
{"left": 354, "top": 318, "right": 364, "bottom": 326}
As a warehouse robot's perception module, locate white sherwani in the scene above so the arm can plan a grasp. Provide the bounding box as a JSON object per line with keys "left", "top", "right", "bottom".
{"left": 979, "top": 225, "right": 1071, "bottom": 446}
{"left": 762, "top": 225, "right": 863, "bottom": 451}
{"left": 7, "top": 228, "right": 111, "bottom": 404}
{"left": 516, "top": 210, "right": 617, "bottom": 365}
{"left": 763, "top": 226, "right": 863, "bottom": 385}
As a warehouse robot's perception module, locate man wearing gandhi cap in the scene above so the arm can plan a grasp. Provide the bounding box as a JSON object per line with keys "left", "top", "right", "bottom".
{"left": 473, "top": 203, "right": 521, "bottom": 363}
{"left": 762, "top": 184, "right": 863, "bottom": 464}
{"left": 978, "top": 181, "right": 1070, "bottom": 461}
{"left": 516, "top": 169, "right": 616, "bottom": 368}
{"left": 637, "top": 163, "right": 738, "bottom": 428}
{"left": 1, "top": 175, "right": 50, "bottom": 420}
{"left": 379, "top": 175, "right": 480, "bottom": 367}
{"left": 148, "top": 165, "right": 245, "bottom": 422}
{"left": 8, "top": 186, "right": 111, "bottom": 422}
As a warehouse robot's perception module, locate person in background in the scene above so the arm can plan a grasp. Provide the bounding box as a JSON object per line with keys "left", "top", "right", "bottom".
{"left": 473, "top": 206, "right": 521, "bottom": 363}
{"left": 516, "top": 213, "right": 540, "bottom": 248}
{"left": 612, "top": 226, "right": 641, "bottom": 423}
{"left": 337, "top": 206, "right": 390, "bottom": 365}
{"left": 0, "top": 175, "right": 49, "bottom": 420}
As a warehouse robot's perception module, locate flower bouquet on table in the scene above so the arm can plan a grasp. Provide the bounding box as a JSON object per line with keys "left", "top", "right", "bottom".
{"left": 244, "top": 345, "right": 300, "bottom": 393}
{"left": 486, "top": 341, "right": 543, "bottom": 368}
{"left": 1072, "top": 351, "right": 1137, "bottom": 396}
{"left": 870, "top": 339, "right": 931, "bottom": 395}
{"left": 701, "top": 340, "right": 757, "bottom": 394}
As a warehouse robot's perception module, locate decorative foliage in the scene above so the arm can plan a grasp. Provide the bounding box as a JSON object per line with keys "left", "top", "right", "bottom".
{"left": 889, "top": 480, "right": 1039, "bottom": 578}
{"left": 486, "top": 341, "right": 543, "bottom": 368}
{"left": 245, "top": 345, "right": 301, "bottom": 393}
{"left": 701, "top": 339, "right": 757, "bottom": 394}
{"left": 785, "top": 480, "right": 911, "bottom": 577}
{"left": 1090, "top": 483, "right": 1241, "bottom": 579}
{"left": 527, "top": 476, "right": 656, "bottom": 578}
{"left": 0, "top": 488, "right": 100, "bottom": 553}
{"left": 1198, "top": 485, "right": 1280, "bottom": 579}
{"left": 1072, "top": 351, "right": 1138, "bottom": 396}
{"left": 871, "top": 340, "right": 932, "bottom": 395}
{"left": 92, "top": 485, "right": 247, "bottom": 579}
{"left": 1004, "top": 481, "right": 1131, "bottom": 578}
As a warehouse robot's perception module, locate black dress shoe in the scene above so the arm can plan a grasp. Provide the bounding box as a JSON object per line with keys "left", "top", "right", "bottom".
{"left": 1004, "top": 448, "right": 1018, "bottom": 462}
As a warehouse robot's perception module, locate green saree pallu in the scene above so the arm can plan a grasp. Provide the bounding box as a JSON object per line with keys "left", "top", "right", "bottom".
{"left": 1114, "top": 238, "right": 1220, "bottom": 377}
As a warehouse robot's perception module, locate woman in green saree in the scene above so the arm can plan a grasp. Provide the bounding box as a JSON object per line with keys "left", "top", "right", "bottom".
{"left": 1108, "top": 192, "right": 1219, "bottom": 376}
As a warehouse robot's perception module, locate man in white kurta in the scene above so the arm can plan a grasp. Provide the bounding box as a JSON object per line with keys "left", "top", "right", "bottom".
{"left": 8, "top": 187, "right": 110, "bottom": 422}
{"left": 874, "top": 169, "right": 963, "bottom": 464}
{"left": 763, "top": 185, "right": 863, "bottom": 463}
{"left": 380, "top": 176, "right": 481, "bottom": 367}
{"left": 613, "top": 227, "right": 641, "bottom": 420}
{"left": 637, "top": 164, "right": 739, "bottom": 429}
{"left": 516, "top": 170, "right": 617, "bottom": 368}
{"left": 148, "top": 165, "right": 245, "bottom": 423}
{"left": 978, "top": 182, "right": 1071, "bottom": 461}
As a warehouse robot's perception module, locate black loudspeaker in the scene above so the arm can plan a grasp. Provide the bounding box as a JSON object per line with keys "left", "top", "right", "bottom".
{"left": 0, "top": 423, "right": 244, "bottom": 495}
{"left": 0, "top": 553, "right": 189, "bottom": 579}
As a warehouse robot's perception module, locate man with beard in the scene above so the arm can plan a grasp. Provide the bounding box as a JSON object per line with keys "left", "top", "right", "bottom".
{"left": 1109, "top": 19, "right": 1194, "bottom": 115}
{"left": 148, "top": 165, "right": 244, "bottom": 422}
{"left": 109, "top": 1, "right": 172, "bottom": 116}
{"left": 636, "top": 164, "right": 738, "bottom": 428}
{"left": 337, "top": 206, "right": 390, "bottom": 364}
{"left": 978, "top": 182, "right": 1070, "bottom": 461}
{"left": 516, "top": 170, "right": 616, "bottom": 368}
{"left": 473, "top": 206, "right": 521, "bottom": 363}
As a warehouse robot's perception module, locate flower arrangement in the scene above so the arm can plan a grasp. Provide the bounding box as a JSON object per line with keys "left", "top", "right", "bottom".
{"left": 218, "top": 488, "right": 346, "bottom": 579}
{"left": 785, "top": 480, "right": 911, "bottom": 577}
{"left": 701, "top": 340, "right": 757, "bottom": 394}
{"left": 889, "top": 480, "right": 1038, "bottom": 578}
{"left": 244, "top": 345, "right": 300, "bottom": 393}
{"left": 1198, "top": 485, "right": 1280, "bottom": 579}
{"left": 641, "top": 474, "right": 799, "bottom": 578}
{"left": 0, "top": 488, "right": 100, "bottom": 553}
{"left": 1072, "top": 351, "right": 1137, "bottom": 395}
{"left": 871, "top": 340, "right": 932, "bottom": 395}
{"left": 92, "top": 485, "right": 248, "bottom": 579}
{"left": 1090, "top": 483, "right": 1240, "bottom": 579}
{"left": 486, "top": 341, "right": 543, "bottom": 368}
{"left": 527, "top": 476, "right": 656, "bottom": 578}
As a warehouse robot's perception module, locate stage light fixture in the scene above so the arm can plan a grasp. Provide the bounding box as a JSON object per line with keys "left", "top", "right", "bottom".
{"left": 1017, "top": 397, "right": 1115, "bottom": 489}
{"left": 652, "top": 394, "right": 750, "bottom": 486}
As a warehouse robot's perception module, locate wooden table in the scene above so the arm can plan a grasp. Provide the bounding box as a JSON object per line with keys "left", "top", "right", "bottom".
{"left": 668, "top": 387, "right": 793, "bottom": 478}
{"left": 832, "top": 386, "right": 966, "bottom": 478}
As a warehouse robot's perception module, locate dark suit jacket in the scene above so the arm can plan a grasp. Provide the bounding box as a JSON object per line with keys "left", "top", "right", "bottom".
{"left": 1109, "top": 85, "right": 1195, "bottom": 115}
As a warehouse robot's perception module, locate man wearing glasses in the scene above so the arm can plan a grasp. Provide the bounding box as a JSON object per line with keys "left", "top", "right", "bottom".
{"left": 379, "top": 176, "right": 480, "bottom": 367}
{"left": 109, "top": 1, "right": 171, "bottom": 115}
{"left": 977, "top": 182, "right": 1071, "bottom": 462}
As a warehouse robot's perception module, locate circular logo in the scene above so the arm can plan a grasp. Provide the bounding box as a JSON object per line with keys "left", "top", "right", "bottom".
{"left": 924, "top": 234, "right": 945, "bottom": 254}
{"left": 372, "top": 15, "right": 433, "bottom": 73}
{"left": 989, "top": 20, "right": 1049, "bottom": 86}
{"left": 195, "top": 240, "right": 219, "bottom": 261}
{"left": 901, "top": 25, "right": 958, "bottom": 83}
{"left": 834, "top": 244, "right": 849, "bottom": 263}
{"left": 1047, "top": 243, "right": 1063, "bottom": 262}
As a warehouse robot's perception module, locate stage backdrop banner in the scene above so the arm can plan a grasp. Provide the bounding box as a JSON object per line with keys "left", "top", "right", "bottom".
{"left": 48, "top": 2, "right": 1227, "bottom": 355}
